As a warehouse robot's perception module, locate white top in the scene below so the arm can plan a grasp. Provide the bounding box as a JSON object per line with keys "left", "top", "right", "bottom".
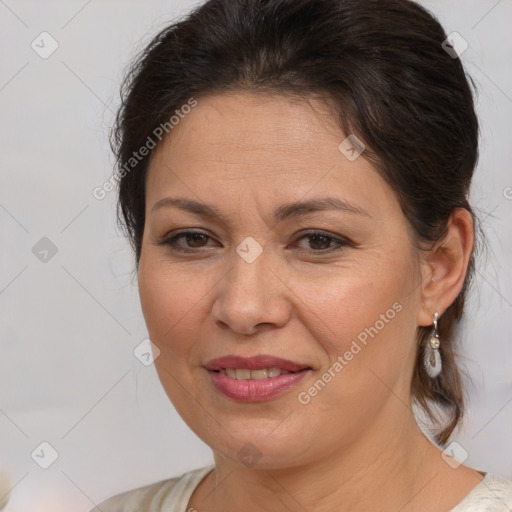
{"left": 91, "top": 466, "right": 512, "bottom": 512}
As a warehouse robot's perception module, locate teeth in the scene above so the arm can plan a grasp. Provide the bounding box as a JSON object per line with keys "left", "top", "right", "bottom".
{"left": 268, "top": 367, "right": 282, "bottom": 378}
{"left": 219, "top": 367, "right": 293, "bottom": 380}
{"left": 251, "top": 369, "right": 268, "bottom": 380}
{"left": 235, "top": 369, "right": 251, "bottom": 380}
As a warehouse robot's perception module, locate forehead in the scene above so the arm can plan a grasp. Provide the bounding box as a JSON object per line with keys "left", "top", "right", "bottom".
{"left": 160, "top": 93, "right": 338, "bottom": 160}
{"left": 145, "top": 92, "right": 392, "bottom": 215}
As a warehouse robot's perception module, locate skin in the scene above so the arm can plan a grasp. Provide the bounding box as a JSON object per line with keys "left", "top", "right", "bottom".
{"left": 138, "top": 92, "right": 479, "bottom": 512}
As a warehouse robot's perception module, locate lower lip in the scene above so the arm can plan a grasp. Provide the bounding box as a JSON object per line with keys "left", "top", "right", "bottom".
{"left": 207, "top": 370, "right": 309, "bottom": 402}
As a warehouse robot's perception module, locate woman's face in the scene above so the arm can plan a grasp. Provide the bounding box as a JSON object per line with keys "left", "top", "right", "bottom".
{"left": 138, "top": 92, "right": 426, "bottom": 468}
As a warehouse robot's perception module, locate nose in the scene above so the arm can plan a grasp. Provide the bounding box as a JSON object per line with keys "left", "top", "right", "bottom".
{"left": 211, "top": 249, "right": 291, "bottom": 336}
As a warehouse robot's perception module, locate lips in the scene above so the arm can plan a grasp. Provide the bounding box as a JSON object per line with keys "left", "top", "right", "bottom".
{"left": 204, "top": 355, "right": 311, "bottom": 402}
{"left": 204, "top": 355, "right": 309, "bottom": 373}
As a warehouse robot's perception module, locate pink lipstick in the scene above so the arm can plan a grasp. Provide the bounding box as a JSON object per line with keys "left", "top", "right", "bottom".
{"left": 204, "top": 355, "right": 311, "bottom": 402}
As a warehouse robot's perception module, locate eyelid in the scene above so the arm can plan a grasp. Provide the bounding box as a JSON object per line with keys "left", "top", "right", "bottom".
{"left": 292, "top": 230, "right": 352, "bottom": 252}
{"left": 156, "top": 228, "right": 352, "bottom": 255}
{"left": 155, "top": 229, "right": 216, "bottom": 249}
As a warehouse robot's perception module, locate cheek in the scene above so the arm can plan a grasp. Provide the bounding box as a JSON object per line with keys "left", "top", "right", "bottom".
{"left": 138, "top": 258, "right": 211, "bottom": 421}
{"left": 138, "top": 256, "right": 206, "bottom": 358}
{"left": 291, "top": 253, "right": 418, "bottom": 403}
{"left": 291, "top": 253, "right": 414, "bottom": 350}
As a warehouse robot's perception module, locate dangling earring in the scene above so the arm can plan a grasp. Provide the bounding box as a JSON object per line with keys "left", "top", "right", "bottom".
{"left": 424, "top": 311, "right": 442, "bottom": 378}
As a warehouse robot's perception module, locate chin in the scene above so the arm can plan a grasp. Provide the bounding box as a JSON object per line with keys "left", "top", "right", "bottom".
{"left": 193, "top": 416, "right": 318, "bottom": 469}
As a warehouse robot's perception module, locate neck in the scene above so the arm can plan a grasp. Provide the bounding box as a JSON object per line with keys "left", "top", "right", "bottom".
{"left": 202, "top": 410, "right": 440, "bottom": 512}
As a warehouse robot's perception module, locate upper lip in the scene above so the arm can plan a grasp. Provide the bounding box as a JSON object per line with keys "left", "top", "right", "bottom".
{"left": 204, "top": 355, "right": 309, "bottom": 372}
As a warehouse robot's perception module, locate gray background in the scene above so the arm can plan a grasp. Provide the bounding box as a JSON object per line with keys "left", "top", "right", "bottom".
{"left": 0, "top": 0, "right": 511, "bottom": 510}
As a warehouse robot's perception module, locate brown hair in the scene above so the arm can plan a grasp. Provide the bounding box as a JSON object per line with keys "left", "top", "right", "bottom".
{"left": 111, "top": 0, "right": 480, "bottom": 445}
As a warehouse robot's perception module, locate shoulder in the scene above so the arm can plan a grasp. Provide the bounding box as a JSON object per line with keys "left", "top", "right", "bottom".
{"left": 451, "top": 473, "right": 512, "bottom": 511}
{"left": 89, "top": 465, "right": 214, "bottom": 512}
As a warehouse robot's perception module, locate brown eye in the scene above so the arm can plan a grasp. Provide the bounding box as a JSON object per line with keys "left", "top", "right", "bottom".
{"left": 308, "top": 234, "right": 331, "bottom": 250}
{"left": 156, "top": 230, "right": 216, "bottom": 252}
{"left": 185, "top": 233, "right": 209, "bottom": 247}
{"left": 294, "top": 231, "right": 351, "bottom": 254}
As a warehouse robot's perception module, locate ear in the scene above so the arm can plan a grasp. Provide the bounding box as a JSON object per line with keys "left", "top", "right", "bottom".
{"left": 417, "top": 208, "right": 474, "bottom": 327}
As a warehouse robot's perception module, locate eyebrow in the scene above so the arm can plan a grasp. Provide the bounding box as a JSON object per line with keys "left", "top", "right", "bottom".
{"left": 151, "top": 196, "right": 371, "bottom": 221}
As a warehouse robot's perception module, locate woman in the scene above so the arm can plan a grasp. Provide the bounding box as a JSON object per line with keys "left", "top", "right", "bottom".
{"left": 92, "top": 0, "right": 512, "bottom": 510}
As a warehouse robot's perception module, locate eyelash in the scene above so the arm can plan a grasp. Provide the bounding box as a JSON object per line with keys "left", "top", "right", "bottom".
{"left": 156, "top": 230, "right": 351, "bottom": 255}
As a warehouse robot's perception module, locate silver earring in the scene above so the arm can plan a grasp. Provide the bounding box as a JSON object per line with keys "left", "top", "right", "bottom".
{"left": 424, "top": 311, "right": 442, "bottom": 378}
